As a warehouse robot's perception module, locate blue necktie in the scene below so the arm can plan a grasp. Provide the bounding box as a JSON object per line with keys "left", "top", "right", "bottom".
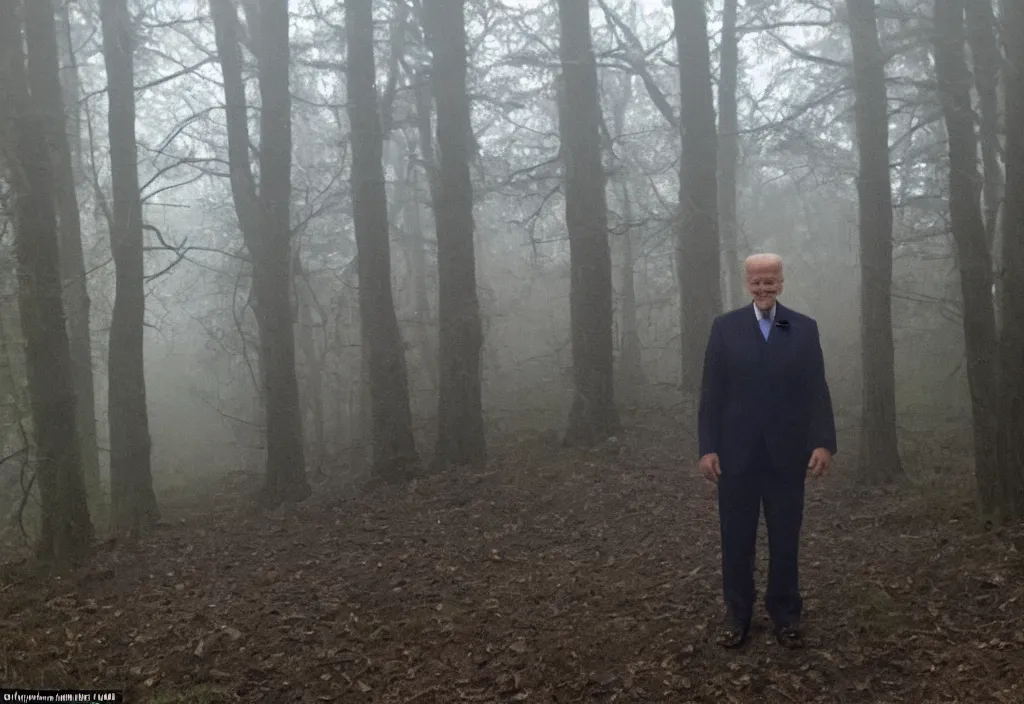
{"left": 759, "top": 315, "right": 772, "bottom": 340}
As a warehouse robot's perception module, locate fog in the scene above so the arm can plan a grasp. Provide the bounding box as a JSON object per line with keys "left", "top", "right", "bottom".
{"left": 0, "top": 0, "right": 981, "bottom": 535}
{"left": 137, "top": 168, "right": 971, "bottom": 498}
{"left": 5, "top": 0, "right": 1021, "bottom": 699}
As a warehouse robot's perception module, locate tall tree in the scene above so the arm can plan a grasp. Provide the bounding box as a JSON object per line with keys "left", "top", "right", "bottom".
{"left": 933, "top": 0, "right": 1000, "bottom": 516}
{"left": 965, "top": 0, "right": 1003, "bottom": 247}
{"left": 294, "top": 262, "right": 326, "bottom": 469}
{"left": 211, "top": 0, "right": 310, "bottom": 504}
{"left": 399, "top": 143, "right": 437, "bottom": 392}
{"left": 967, "top": 1, "right": 1004, "bottom": 327}
{"left": 673, "top": 0, "right": 721, "bottom": 396}
{"left": 718, "top": 0, "right": 744, "bottom": 310}
{"left": 0, "top": 0, "right": 92, "bottom": 564}
{"left": 609, "top": 71, "right": 645, "bottom": 398}
{"left": 346, "top": 0, "right": 419, "bottom": 477}
{"left": 55, "top": 1, "right": 84, "bottom": 175}
{"left": 845, "top": 0, "right": 904, "bottom": 483}
{"left": 556, "top": 0, "right": 620, "bottom": 445}
{"left": 996, "top": 0, "right": 1024, "bottom": 518}
{"left": 99, "top": 0, "right": 159, "bottom": 533}
{"left": 423, "top": 0, "right": 487, "bottom": 464}
{"left": 402, "top": 43, "right": 440, "bottom": 394}
{"left": 27, "top": 0, "right": 102, "bottom": 520}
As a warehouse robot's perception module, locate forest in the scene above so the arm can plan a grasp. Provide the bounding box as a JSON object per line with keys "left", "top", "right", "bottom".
{"left": 0, "top": 0, "right": 1022, "bottom": 701}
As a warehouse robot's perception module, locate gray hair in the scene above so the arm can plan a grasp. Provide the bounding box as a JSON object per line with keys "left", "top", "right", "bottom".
{"left": 744, "top": 252, "right": 784, "bottom": 273}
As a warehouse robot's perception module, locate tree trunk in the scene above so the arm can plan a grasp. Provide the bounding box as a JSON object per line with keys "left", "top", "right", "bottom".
{"left": 423, "top": 0, "right": 487, "bottom": 464}
{"left": 965, "top": 0, "right": 1003, "bottom": 247}
{"left": 99, "top": 0, "right": 159, "bottom": 534}
{"left": 966, "top": 0, "right": 1005, "bottom": 330}
{"left": 995, "top": 0, "right": 1024, "bottom": 519}
{"left": 346, "top": 0, "right": 419, "bottom": 478}
{"left": 211, "top": 0, "right": 310, "bottom": 505}
{"left": 845, "top": 0, "right": 904, "bottom": 484}
{"left": 719, "top": 0, "right": 744, "bottom": 310}
{"left": 55, "top": 1, "right": 84, "bottom": 176}
{"left": 406, "top": 63, "right": 442, "bottom": 395}
{"left": 407, "top": 73, "right": 440, "bottom": 394}
{"left": 933, "top": 0, "right": 1001, "bottom": 517}
{"left": 401, "top": 148, "right": 437, "bottom": 392}
{"left": 0, "top": 0, "right": 93, "bottom": 564}
{"left": 252, "top": 0, "right": 309, "bottom": 504}
{"left": 412, "top": 67, "right": 441, "bottom": 205}
{"left": 618, "top": 183, "right": 645, "bottom": 395}
{"left": 27, "top": 0, "right": 103, "bottom": 522}
{"left": 556, "top": 0, "right": 620, "bottom": 446}
{"left": 295, "top": 263, "right": 325, "bottom": 469}
{"left": 673, "top": 0, "right": 722, "bottom": 397}
{"left": 609, "top": 74, "right": 645, "bottom": 398}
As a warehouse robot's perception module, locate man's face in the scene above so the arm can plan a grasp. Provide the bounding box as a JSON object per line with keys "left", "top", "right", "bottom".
{"left": 746, "top": 262, "right": 783, "bottom": 311}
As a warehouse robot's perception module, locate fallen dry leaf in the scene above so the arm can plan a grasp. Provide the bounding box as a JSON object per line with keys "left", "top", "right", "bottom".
{"left": 0, "top": 418, "right": 1020, "bottom": 703}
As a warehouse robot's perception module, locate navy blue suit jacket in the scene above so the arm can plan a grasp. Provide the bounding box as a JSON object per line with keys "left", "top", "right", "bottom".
{"left": 698, "top": 302, "right": 837, "bottom": 474}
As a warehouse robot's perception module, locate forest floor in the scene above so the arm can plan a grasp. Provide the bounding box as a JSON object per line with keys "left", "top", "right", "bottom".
{"left": 1, "top": 409, "right": 1023, "bottom": 703}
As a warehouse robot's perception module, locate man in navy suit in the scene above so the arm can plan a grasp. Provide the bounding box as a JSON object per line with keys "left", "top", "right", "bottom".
{"left": 698, "top": 253, "right": 836, "bottom": 649}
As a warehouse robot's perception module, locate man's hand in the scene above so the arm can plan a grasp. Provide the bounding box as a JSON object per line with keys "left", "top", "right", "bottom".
{"left": 808, "top": 448, "right": 832, "bottom": 478}
{"left": 699, "top": 452, "right": 721, "bottom": 483}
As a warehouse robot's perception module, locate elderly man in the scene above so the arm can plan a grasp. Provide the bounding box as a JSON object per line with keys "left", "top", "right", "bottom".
{"left": 698, "top": 253, "right": 837, "bottom": 649}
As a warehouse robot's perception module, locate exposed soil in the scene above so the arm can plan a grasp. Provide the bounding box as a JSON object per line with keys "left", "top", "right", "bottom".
{"left": 1, "top": 413, "right": 1022, "bottom": 703}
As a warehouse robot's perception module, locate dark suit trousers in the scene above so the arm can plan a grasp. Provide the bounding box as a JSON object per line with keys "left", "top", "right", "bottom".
{"left": 718, "top": 434, "right": 805, "bottom": 626}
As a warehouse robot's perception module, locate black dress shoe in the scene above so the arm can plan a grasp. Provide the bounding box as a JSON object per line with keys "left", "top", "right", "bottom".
{"left": 716, "top": 619, "right": 750, "bottom": 649}
{"left": 773, "top": 623, "right": 804, "bottom": 649}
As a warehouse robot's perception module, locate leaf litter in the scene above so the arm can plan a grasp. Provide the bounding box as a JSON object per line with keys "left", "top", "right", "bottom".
{"left": 0, "top": 416, "right": 1021, "bottom": 703}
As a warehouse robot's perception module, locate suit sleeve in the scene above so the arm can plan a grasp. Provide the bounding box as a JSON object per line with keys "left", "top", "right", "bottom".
{"left": 698, "top": 316, "right": 725, "bottom": 458}
{"left": 807, "top": 320, "right": 838, "bottom": 454}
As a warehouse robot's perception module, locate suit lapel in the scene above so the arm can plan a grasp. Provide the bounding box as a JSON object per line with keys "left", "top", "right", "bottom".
{"left": 766, "top": 303, "right": 793, "bottom": 357}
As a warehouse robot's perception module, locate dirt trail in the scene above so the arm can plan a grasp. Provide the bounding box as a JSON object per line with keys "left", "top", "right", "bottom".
{"left": 1, "top": 419, "right": 1022, "bottom": 703}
